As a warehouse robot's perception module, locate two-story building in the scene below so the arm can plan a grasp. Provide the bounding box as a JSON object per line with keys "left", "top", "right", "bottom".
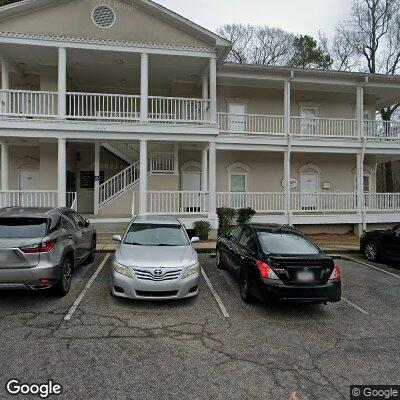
{"left": 0, "top": 0, "right": 400, "bottom": 237}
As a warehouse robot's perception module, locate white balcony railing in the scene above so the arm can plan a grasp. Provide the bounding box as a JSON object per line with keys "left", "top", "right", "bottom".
{"left": 217, "top": 192, "right": 285, "bottom": 212}
{"left": 0, "top": 191, "right": 76, "bottom": 209}
{"left": 218, "top": 113, "right": 284, "bottom": 135}
{"left": 364, "top": 120, "right": 400, "bottom": 141}
{"left": 364, "top": 193, "right": 400, "bottom": 212}
{"left": 147, "top": 191, "right": 209, "bottom": 214}
{"left": 67, "top": 92, "right": 140, "bottom": 121}
{"left": 148, "top": 97, "right": 209, "bottom": 124}
{"left": 149, "top": 152, "right": 175, "bottom": 173}
{"left": 291, "top": 193, "right": 358, "bottom": 212}
{"left": 291, "top": 117, "right": 358, "bottom": 138}
{"left": 0, "top": 89, "right": 57, "bottom": 118}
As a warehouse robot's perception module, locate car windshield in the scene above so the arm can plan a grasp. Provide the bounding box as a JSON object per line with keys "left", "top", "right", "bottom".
{"left": 124, "top": 223, "right": 189, "bottom": 246}
{"left": 0, "top": 217, "right": 48, "bottom": 238}
{"left": 258, "top": 232, "right": 320, "bottom": 255}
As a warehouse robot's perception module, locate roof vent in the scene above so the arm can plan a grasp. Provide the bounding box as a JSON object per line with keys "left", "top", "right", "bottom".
{"left": 92, "top": 5, "right": 116, "bottom": 28}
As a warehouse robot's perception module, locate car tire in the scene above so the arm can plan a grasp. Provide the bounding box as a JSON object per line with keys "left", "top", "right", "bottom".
{"left": 52, "top": 257, "right": 73, "bottom": 297}
{"left": 216, "top": 249, "right": 225, "bottom": 270}
{"left": 364, "top": 241, "right": 380, "bottom": 262}
{"left": 239, "top": 270, "right": 253, "bottom": 303}
{"left": 84, "top": 237, "right": 97, "bottom": 265}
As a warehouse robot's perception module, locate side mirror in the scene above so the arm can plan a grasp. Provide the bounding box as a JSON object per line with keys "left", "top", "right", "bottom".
{"left": 112, "top": 235, "right": 122, "bottom": 243}
{"left": 191, "top": 236, "right": 200, "bottom": 244}
{"left": 84, "top": 219, "right": 90, "bottom": 228}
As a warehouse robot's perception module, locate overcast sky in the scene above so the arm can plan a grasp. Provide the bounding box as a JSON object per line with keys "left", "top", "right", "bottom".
{"left": 156, "top": 0, "right": 353, "bottom": 38}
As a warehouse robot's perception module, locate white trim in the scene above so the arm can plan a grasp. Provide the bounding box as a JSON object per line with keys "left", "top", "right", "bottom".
{"left": 226, "top": 162, "right": 251, "bottom": 173}
{"left": 352, "top": 165, "right": 375, "bottom": 193}
{"left": 298, "top": 163, "right": 322, "bottom": 175}
{"left": 180, "top": 161, "right": 202, "bottom": 172}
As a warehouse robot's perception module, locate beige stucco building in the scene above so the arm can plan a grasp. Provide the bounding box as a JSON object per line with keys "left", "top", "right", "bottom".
{"left": 0, "top": 0, "right": 400, "bottom": 235}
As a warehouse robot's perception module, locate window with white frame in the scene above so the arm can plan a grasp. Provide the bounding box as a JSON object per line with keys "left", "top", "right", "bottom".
{"left": 228, "top": 103, "right": 246, "bottom": 132}
{"left": 300, "top": 107, "right": 318, "bottom": 135}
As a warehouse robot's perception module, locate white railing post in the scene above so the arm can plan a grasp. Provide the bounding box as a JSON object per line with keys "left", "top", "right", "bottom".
{"left": 94, "top": 142, "right": 100, "bottom": 215}
{"left": 139, "top": 140, "right": 148, "bottom": 215}
{"left": 57, "top": 138, "right": 66, "bottom": 207}
{"left": 58, "top": 48, "right": 67, "bottom": 119}
{"left": 208, "top": 142, "right": 217, "bottom": 218}
{"left": 1, "top": 142, "right": 9, "bottom": 190}
{"left": 209, "top": 57, "right": 217, "bottom": 124}
{"left": 140, "top": 53, "right": 148, "bottom": 122}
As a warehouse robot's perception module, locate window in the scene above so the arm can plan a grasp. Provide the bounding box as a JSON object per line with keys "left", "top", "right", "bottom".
{"left": 124, "top": 224, "right": 189, "bottom": 247}
{"left": 62, "top": 216, "right": 75, "bottom": 230}
{"left": 258, "top": 232, "right": 320, "bottom": 255}
{"left": 228, "top": 103, "right": 246, "bottom": 132}
{"left": 230, "top": 174, "right": 246, "bottom": 193}
{"left": 226, "top": 226, "right": 242, "bottom": 242}
{"left": 363, "top": 175, "right": 371, "bottom": 193}
{"left": 68, "top": 211, "right": 86, "bottom": 228}
{"left": 300, "top": 107, "right": 317, "bottom": 135}
{"left": 92, "top": 5, "right": 116, "bottom": 28}
{"left": 0, "top": 218, "right": 48, "bottom": 238}
{"left": 238, "top": 228, "right": 256, "bottom": 253}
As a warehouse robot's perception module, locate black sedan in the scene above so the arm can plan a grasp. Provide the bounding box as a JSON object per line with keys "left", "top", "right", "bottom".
{"left": 361, "top": 224, "right": 400, "bottom": 263}
{"left": 216, "top": 224, "right": 341, "bottom": 304}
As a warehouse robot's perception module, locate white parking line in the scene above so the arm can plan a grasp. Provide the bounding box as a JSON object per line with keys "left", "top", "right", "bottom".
{"left": 64, "top": 253, "right": 110, "bottom": 321}
{"left": 201, "top": 268, "right": 230, "bottom": 319}
{"left": 342, "top": 297, "right": 369, "bottom": 315}
{"left": 342, "top": 255, "right": 400, "bottom": 280}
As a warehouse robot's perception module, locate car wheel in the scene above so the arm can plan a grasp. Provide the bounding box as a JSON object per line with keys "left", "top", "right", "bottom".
{"left": 364, "top": 241, "right": 379, "bottom": 262}
{"left": 239, "top": 270, "right": 253, "bottom": 303}
{"left": 53, "top": 257, "right": 73, "bottom": 297}
{"left": 85, "top": 237, "right": 97, "bottom": 265}
{"left": 216, "top": 249, "right": 225, "bottom": 270}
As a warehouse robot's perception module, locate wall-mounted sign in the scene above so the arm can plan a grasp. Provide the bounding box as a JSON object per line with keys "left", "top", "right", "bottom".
{"left": 80, "top": 171, "right": 105, "bottom": 189}
{"left": 281, "top": 178, "right": 298, "bottom": 189}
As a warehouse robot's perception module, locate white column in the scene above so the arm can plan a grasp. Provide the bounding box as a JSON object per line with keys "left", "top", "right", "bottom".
{"left": 284, "top": 150, "right": 291, "bottom": 225}
{"left": 94, "top": 142, "right": 100, "bottom": 215}
{"left": 140, "top": 53, "right": 149, "bottom": 122}
{"left": 201, "top": 146, "right": 208, "bottom": 192}
{"left": 209, "top": 57, "right": 217, "bottom": 124}
{"left": 139, "top": 139, "right": 148, "bottom": 215}
{"left": 356, "top": 85, "right": 364, "bottom": 139}
{"left": 58, "top": 47, "right": 67, "bottom": 119}
{"left": 1, "top": 143, "right": 9, "bottom": 190}
{"left": 202, "top": 73, "right": 209, "bottom": 101}
{"left": 1, "top": 62, "right": 10, "bottom": 90}
{"left": 356, "top": 152, "right": 365, "bottom": 235}
{"left": 284, "top": 80, "right": 292, "bottom": 225}
{"left": 208, "top": 142, "right": 216, "bottom": 217}
{"left": 173, "top": 143, "right": 179, "bottom": 174}
{"left": 57, "top": 138, "right": 66, "bottom": 207}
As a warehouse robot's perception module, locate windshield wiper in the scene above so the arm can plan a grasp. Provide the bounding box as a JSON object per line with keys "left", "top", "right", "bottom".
{"left": 156, "top": 244, "right": 177, "bottom": 247}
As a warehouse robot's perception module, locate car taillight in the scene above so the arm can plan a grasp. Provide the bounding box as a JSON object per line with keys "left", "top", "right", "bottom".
{"left": 329, "top": 264, "right": 341, "bottom": 281}
{"left": 256, "top": 260, "right": 279, "bottom": 280}
{"left": 20, "top": 239, "right": 57, "bottom": 254}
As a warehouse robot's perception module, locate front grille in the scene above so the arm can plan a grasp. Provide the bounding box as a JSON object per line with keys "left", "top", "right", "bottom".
{"left": 133, "top": 268, "right": 182, "bottom": 282}
{"left": 136, "top": 290, "right": 179, "bottom": 297}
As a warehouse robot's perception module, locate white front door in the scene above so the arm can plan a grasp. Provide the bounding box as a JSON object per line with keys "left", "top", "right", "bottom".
{"left": 300, "top": 108, "right": 317, "bottom": 135}
{"left": 182, "top": 172, "right": 201, "bottom": 212}
{"left": 19, "top": 170, "right": 41, "bottom": 207}
{"left": 300, "top": 174, "right": 317, "bottom": 209}
{"left": 228, "top": 103, "right": 246, "bottom": 133}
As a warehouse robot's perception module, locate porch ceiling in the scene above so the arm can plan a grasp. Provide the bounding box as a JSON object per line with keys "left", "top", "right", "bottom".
{"left": 0, "top": 43, "right": 209, "bottom": 93}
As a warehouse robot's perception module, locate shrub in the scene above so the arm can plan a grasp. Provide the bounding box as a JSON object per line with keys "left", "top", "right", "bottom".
{"left": 193, "top": 221, "right": 212, "bottom": 240}
{"left": 237, "top": 208, "right": 256, "bottom": 224}
{"left": 217, "top": 207, "right": 237, "bottom": 237}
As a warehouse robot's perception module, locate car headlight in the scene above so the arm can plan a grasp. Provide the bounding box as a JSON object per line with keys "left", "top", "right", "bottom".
{"left": 182, "top": 263, "right": 200, "bottom": 279}
{"left": 112, "top": 261, "right": 133, "bottom": 278}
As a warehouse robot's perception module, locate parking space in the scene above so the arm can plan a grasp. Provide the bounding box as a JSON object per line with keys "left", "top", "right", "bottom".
{"left": 0, "top": 253, "right": 399, "bottom": 399}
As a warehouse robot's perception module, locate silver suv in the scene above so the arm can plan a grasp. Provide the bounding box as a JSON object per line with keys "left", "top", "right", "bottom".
{"left": 0, "top": 207, "right": 97, "bottom": 296}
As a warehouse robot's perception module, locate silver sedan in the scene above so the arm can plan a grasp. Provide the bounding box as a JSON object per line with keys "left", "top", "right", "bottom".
{"left": 110, "top": 215, "right": 200, "bottom": 300}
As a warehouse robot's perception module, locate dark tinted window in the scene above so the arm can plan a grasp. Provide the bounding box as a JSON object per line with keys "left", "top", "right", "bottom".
{"left": 238, "top": 229, "right": 253, "bottom": 247}
{"left": 258, "top": 232, "right": 320, "bottom": 255}
{"left": 62, "top": 216, "right": 75, "bottom": 230}
{"left": 0, "top": 218, "right": 48, "bottom": 238}
{"left": 69, "top": 212, "right": 85, "bottom": 228}
{"left": 226, "top": 226, "right": 242, "bottom": 242}
{"left": 124, "top": 224, "right": 189, "bottom": 246}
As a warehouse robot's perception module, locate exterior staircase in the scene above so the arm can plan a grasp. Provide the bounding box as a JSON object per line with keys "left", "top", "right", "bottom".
{"left": 102, "top": 142, "right": 139, "bottom": 164}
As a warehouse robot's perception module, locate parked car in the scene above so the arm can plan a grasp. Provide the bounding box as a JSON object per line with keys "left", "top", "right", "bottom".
{"left": 0, "top": 207, "right": 96, "bottom": 296}
{"left": 361, "top": 224, "right": 400, "bottom": 263}
{"left": 111, "top": 215, "right": 200, "bottom": 300}
{"left": 216, "top": 224, "right": 342, "bottom": 304}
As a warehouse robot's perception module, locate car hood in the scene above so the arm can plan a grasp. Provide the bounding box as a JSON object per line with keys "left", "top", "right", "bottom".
{"left": 115, "top": 244, "right": 197, "bottom": 268}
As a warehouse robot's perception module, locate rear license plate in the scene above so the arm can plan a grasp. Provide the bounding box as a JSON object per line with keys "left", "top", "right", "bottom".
{"left": 297, "top": 271, "right": 314, "bottom": 283}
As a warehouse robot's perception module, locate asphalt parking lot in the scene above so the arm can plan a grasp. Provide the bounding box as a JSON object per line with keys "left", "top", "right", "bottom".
{"left": 0, "top": 253, "right": 399, "bottom": 400}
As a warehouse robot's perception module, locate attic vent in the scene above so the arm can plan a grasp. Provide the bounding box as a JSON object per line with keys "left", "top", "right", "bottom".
{"left": 92, "top": 5, "right": 116, "bottom": 28}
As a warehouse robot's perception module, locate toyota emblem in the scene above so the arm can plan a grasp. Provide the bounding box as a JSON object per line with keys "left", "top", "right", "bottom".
{"left": 153, "top": 269, "right": 163, "bottom": 276}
